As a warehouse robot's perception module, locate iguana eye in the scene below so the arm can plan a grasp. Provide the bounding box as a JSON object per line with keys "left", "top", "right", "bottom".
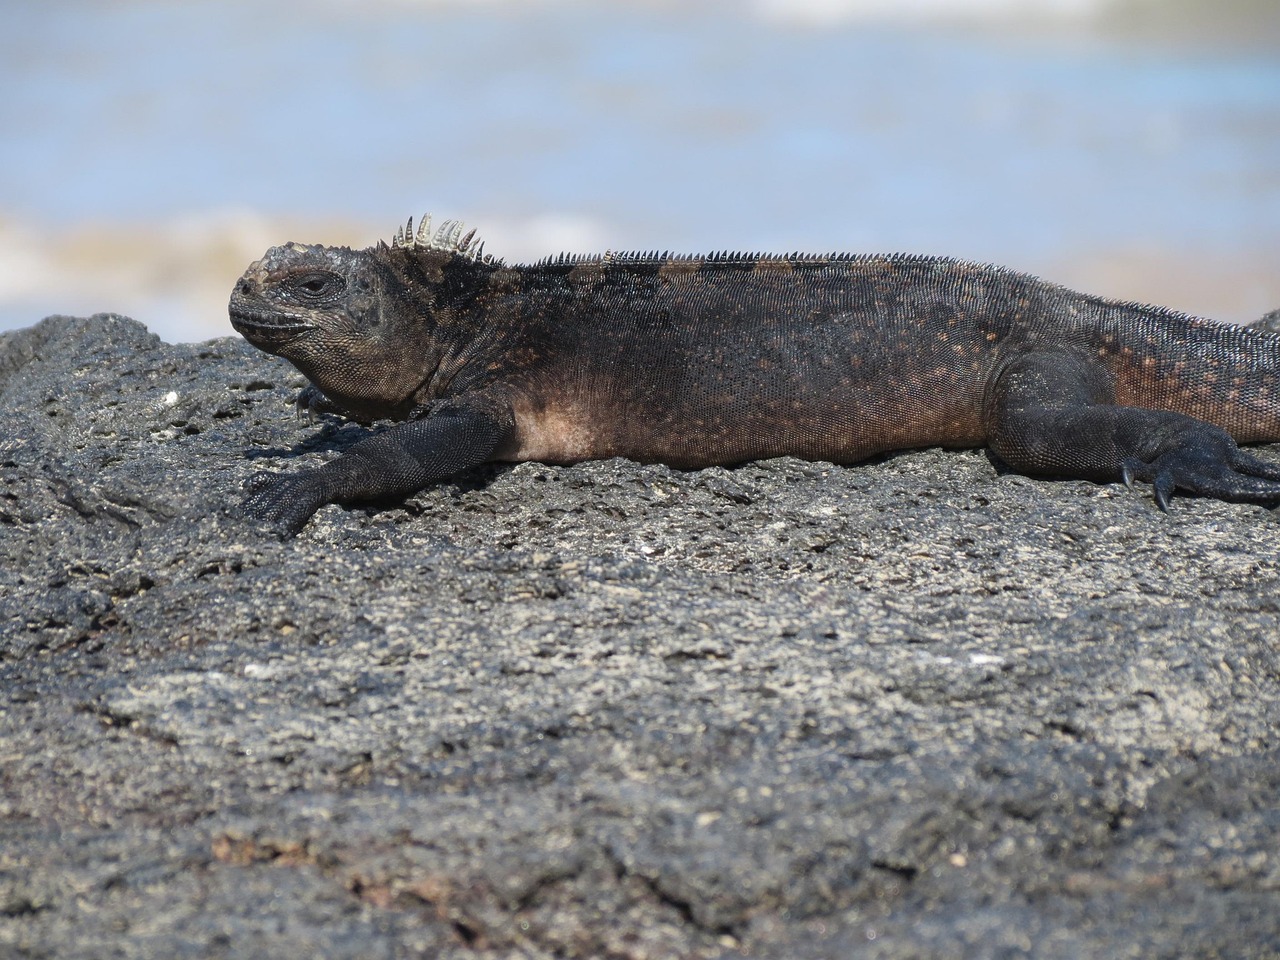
{"left": 289, "top": 272, "right": 346, "bottom": 301}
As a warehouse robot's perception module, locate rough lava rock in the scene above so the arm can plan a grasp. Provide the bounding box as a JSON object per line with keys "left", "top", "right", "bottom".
{"left": 2, "top": 313, "right": 1280, "bottom": 959}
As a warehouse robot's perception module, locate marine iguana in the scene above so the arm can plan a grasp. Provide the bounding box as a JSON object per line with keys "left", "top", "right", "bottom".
{"left": 229, "top": 215, "right": 1280, "bottom": 535}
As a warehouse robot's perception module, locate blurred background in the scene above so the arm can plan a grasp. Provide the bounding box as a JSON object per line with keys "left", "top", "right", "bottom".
{"left": 2, "top": 0, "right": 1279, "bottom": 343}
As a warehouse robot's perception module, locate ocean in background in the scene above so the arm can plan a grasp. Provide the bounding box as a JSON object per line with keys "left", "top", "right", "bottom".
{"left": 2, "top": 0, "right": 1279, "bottom": 342}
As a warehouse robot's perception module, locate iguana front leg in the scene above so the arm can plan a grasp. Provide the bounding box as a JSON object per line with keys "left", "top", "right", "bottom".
{"left": 986, "top": 351, "right": 1280, "bottom": 509}
{"left": 243, "top": 393, "right": 515, "bottom": 535}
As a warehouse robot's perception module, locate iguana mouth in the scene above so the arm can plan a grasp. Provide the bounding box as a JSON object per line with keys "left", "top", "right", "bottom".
{"left": 228, "top": 302, "right": 315, "bottom": 346}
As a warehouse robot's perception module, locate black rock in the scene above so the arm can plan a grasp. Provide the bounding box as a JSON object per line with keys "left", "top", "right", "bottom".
{"left": 3, "top": 314, "right": 1279, "bottom": 958}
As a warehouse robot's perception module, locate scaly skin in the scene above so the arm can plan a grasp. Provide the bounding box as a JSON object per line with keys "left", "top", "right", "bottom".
{"left": 228, "top": 216, "right": 1280, "bottom": 534}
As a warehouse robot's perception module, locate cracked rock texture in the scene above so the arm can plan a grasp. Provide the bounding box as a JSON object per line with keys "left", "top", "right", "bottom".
{"left": 3, "top": 313, "right": 1280, "bottom": 959}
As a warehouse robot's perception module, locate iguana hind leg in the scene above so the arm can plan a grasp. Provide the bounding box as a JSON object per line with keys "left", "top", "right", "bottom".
{"left": 986, "top": 350, "right": 1280, "bottom": 508}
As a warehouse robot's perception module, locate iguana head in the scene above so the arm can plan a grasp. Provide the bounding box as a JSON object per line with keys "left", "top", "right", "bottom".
{"left": 229, "top": 217, "right": 494, "bottom": 421}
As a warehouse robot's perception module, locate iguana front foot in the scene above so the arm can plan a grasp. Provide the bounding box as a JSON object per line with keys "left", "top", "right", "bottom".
{"left": 241, "top": 469, "right": 334, "bottom": 535}
{"left": 296, "top": 384, "right": 354, "bottom": 422}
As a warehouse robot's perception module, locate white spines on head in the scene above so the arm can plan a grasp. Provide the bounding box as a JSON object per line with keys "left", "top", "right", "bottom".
{"left": 387, "top": 213, "right": 497, "bottom": 264}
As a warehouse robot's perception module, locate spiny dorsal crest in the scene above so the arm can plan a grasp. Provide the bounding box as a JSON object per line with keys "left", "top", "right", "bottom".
{"left": 389, "top": 214, "right": 495, "bottom": 264}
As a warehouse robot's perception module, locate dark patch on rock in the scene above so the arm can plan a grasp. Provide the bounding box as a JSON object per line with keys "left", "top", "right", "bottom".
{"left": 2, "top": 314, "right": 1279, "bottom": 958}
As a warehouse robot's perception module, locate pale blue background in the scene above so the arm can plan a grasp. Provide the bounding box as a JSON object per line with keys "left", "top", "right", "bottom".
{"left": 3, "top": 0, "right": 1278, "bottom": 340}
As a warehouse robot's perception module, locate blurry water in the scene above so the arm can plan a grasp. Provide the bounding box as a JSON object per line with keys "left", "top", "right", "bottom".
{"left": 2, "top": 0, "right": 1279, "bottom": 340}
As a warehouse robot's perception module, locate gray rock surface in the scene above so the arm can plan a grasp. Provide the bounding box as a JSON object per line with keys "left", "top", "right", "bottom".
{"left": 2, "top": 313, "right": 1280, "bottom": 959}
